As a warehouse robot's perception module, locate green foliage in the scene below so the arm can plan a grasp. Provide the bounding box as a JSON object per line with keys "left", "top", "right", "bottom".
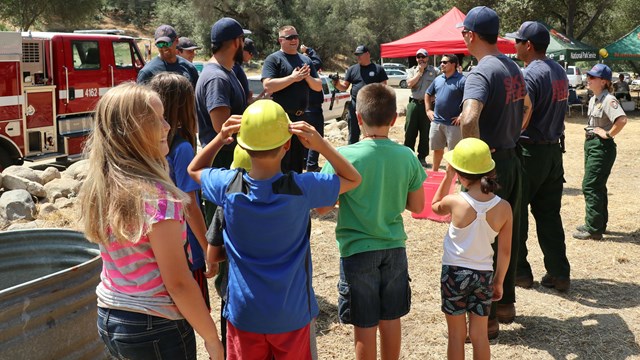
{"left": 0, "top": 0, "right": 103, "bottom": 31}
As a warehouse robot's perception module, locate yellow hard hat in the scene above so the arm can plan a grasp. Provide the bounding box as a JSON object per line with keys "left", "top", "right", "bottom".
{"left": 230, "top": 145, "right": 252, "bottom": 170}
{"left": 237, "top": 100, "right": 292, "bottom": 151}
{"left": 443, "top": 138, "right": 495, "bottom": 174}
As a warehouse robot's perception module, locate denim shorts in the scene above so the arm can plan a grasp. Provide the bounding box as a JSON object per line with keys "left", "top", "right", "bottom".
{"left": 338, "top": 247, "right": 411, "bottom": 328}
{"left": 97, "top": 307, "right": 196, "bottom": 360}
{"left": 440, "top": 265, "right": 494, "bottom": 316}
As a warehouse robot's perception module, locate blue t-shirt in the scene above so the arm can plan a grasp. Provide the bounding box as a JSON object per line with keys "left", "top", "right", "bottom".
{"left": 232, "top": 63, "right": 251, "bottom": 100}
{"left": 426, "top": 72, "right": 466, "bottom": 125}
{"left": 137, "top": 56, "right": 199, "bottom": 89}
{"left": 521, "top": 59, "right": 568, "bottom": 142}
{"left": 200, "top": 169, "right": 340, "bottom": 333}
{"left": 166, "top": 135, "right": 204, "bottom": 270}
{"left": 261, "top": 51, "right": 318, "bottom": 111}
{"left": 196, "top": 63, "right": 247, "bottom": 147}
{"left": 462, "top": 55, "right": 526, "bottom": 150}
{"left": 345, "top": 63, "right": 388, "bottom": 100}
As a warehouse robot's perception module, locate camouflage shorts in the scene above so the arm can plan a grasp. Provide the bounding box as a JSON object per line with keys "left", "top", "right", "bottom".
{"left": 441, "top": 265, "right": 494, "bottom": 316}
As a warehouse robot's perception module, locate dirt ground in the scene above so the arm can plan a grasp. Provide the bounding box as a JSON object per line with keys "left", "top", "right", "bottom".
{"left": 192, "top": 91, "right": 640, "bottom": 359}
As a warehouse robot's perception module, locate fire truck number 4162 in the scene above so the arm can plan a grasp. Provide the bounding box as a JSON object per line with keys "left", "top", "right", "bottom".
{"left": 84, "top": 88, "right": 99, "bottom": 97}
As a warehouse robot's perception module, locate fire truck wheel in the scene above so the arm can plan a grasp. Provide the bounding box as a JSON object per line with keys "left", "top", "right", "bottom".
{"left": 0, "top": 150, "right": 14, "bottom": 172}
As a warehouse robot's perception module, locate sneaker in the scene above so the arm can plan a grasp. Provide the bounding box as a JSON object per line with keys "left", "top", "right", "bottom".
{"left": 576, "top": 224, "right": 608, "bottom": 234}
{"left": 515, "top": 274, "right": 534, "bottom": 289}
{"left": 540, "top": 274, "right": 571, "bottom": 292}
{"left": 572, "top": 230, "right": 603, "bottom": 240}
{"left": 495, "top": 303, "right": 515, "bottom": 324}
{"left": 418, "top": 158, "right": 428, "bottom": 168}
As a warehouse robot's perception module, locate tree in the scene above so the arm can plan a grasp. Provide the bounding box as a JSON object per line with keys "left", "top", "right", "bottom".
{"left": 0, "top": 0, "right": 103, "bottom": 31}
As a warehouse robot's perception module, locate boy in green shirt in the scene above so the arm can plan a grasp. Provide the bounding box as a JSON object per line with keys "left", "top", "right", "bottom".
{"left": 321, "top": 83, "right": 426, "bottom": 359}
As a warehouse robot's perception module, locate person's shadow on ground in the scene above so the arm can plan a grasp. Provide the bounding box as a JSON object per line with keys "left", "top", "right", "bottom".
{"left": 316, "top": 295, "right": 339, "bottom": 337}
{"left": 498, "top": 313, "right": 640, "bottom": 359}
{"left": 530, "top": 278, "right": 640, "bottom": 309}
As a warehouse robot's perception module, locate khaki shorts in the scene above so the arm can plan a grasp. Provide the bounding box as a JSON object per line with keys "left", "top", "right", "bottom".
{"left": 429, "top": 122, "right": 462, "bottom": 150}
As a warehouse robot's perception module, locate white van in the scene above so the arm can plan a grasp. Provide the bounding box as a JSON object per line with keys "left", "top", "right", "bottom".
{"left": 566, "top": 66, "right": 583, "bottom": 88}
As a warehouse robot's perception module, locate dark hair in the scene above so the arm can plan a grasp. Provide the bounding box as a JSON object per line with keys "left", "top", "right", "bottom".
{"left": 476, "top": 32, "right": 498, "bottom": 45}
{"left": 530, "top": 42, "right": 548, "bottom": 54}
{"left": 443, "top": 54, "right": 459, "bottom": 65}
{"left": 355, "top": 83, "right": 396, "bottom": 127}
{"left": 456, "top": 168, "right": 500, "bottom": 194}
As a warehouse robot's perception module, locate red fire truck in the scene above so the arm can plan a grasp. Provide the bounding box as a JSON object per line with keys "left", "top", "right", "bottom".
{"left": 0, "top": 31, "right": 145, "bottom": 170}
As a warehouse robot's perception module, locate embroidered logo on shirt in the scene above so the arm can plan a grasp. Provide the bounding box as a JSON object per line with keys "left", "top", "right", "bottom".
{"left": 610, "top": 99, "right": 619, "bottom": 109}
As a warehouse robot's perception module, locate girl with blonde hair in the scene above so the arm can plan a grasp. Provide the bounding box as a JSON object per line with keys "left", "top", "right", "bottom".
{"left": 79, "top": 82, "right": 223, "bottom": 360}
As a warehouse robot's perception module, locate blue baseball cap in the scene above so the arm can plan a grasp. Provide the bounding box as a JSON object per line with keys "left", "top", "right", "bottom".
{"left": 505, "top": 21, "right": 550, "bottom": 45}
{"left": 354, "top": 45, "right": 369, "bottom": 55}
{"left": 211, "top": 17, "right": 248, "bottom": 46}
{"left": 456, "top": 6, "right": 499, "bottom": 36}
{"left": 244, "top": 38, "right": 257, "bottom": 56}
{"left": 154, "top": 25, "right": 178, "bottom": 44}
{"left": 586, "top": 64, "right": 612, "bottom": 81}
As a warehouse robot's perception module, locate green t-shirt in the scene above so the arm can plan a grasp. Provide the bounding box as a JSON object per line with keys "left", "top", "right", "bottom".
{"left": 322, "top": 139, "right": 427, "bottom": 257}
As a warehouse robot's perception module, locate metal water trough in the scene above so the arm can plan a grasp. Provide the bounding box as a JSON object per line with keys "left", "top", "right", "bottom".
{"left": 0, "top": 229, "right": 107, "bottom": 359}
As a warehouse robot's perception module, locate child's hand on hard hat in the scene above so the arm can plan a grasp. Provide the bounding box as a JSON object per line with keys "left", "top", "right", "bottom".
{"left": 289, "top": 121, "right": 324, "bottom": 151}
{"left": 220, "top": 115, "right": 242, "bottom": 144}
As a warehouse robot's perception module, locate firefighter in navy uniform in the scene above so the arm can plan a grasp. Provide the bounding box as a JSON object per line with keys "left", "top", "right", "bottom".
{"left": 574, "top": 64, "right": 628, "bottom": 240}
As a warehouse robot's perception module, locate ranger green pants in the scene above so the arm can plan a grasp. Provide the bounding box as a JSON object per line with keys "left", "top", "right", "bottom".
{"left": 517, "top": 143, "right": 570, "bottom": 279}
{"left": 404, "top": 100, "right": 430, "bottom": 158}
{"left": 582, "top": 137, "right": 617, "bottom": 234}
{"left": 488, "top": 149, "right": 523, "bottom": 317}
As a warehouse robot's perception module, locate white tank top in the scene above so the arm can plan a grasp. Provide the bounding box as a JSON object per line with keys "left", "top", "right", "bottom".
{"left": 442, "top": 192, "right": 502, "bottom": 271}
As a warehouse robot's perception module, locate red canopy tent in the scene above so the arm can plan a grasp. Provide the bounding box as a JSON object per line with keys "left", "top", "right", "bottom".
{"left": 380, "top": 7, "right": 516, "bottom": 58}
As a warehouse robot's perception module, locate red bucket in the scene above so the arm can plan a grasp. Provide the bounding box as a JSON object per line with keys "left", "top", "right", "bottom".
{"left": 411, "top": 170, "right": 457, "bottom": 222}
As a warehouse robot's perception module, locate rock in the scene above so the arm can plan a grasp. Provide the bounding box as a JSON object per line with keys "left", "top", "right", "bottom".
{"left": 0, "top": 214, "right": 9, "bottom": 230}
{"left": 36, "top": 167, "right": 61, "bottom": 184}
{"left": 0, "top": 189, "right": 36, "bottom": 220}
{"left": 336, "top": 120, "right": 348, "bottom": 130}
{"left": 54, "top": 197, "right": 74, "bottom": 209}
{"left": 38, "top": 202, "right": 58, "bottom": 217}
{"left": 7, "top": 220, "right": 46, "bottom": 230}
{"left": 0, "top": 171, "right": 3, "bottom": 189}
{"left": 44, "top": 178, "right": 81, "bottom": 202}
{"left": 2, "top": 174, "right": 47, "bottom": 198}
{"left": 3, "top": 165, "right": 41, "bottom": 183}
{"left": 63, "top": 160, "right": 89, "bottom": 181}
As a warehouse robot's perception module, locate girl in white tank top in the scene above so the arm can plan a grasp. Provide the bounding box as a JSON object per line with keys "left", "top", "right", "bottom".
{"left": 431, "top": 138, "right": 513, "bottom": 360}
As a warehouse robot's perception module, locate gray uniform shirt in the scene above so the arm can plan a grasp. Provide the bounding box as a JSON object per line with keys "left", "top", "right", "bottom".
{"left": 587, "top": 90, "right": 626, "bottom": 131}
{"left": 407, "top": 65, "right": 439, "bottom": 99}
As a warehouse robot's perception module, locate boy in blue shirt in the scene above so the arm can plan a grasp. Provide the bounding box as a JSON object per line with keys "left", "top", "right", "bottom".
{"left": 321, "top": 84, "right": 426, "bottom": 359}
{"left": 188, "top": 100, "right": 360, "bottom": 359}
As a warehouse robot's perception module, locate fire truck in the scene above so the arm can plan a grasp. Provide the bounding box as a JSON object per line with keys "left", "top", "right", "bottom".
{"left": 0, "top": 31, "right": 145, "bottom": 170}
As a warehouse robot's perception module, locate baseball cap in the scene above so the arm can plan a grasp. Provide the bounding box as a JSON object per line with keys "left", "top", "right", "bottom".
{"left": 244, "top": 38, "right": 257, "bottom": 56}
{"left": 416, "top": 48, "right": 428, "bottom": 57}
{"left": 456, "top": 6, "right": 499, "bottom": 35}
{"left": 210, "top": 17, "right": 248, "bottom": 46}
{"left": 354, "top": 45, "right": 369, "bottom": 55}
{"left": 177, "top": 37, "right": 202, "bottom": 50}
{"left": 505, "top": 21, "right": 550, "bottom": 45}
{"left": 586, "top": 64, "right": 612, "bottom": 81}
{"left": 154, "top": 25, "right": 178, "bottom": 44}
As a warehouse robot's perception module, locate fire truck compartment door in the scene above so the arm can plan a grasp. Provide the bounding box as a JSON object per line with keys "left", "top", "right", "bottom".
{"left": 25, "top": 87, "right": 56, "bottom": 129}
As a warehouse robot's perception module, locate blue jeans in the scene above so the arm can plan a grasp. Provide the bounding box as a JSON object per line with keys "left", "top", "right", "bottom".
{"left": 97, "top": 307, "right": 196, "bottom": 360}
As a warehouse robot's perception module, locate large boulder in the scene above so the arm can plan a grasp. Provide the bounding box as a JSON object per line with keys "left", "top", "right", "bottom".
{"left": 2, "top": 173, "right": 47, "bottom": 198}
{"left": 63, "top": 160, "right": 89, "bottom": 181}
{"left": 3, "top": 165, "right": 42, "bottom": 184}
{"left": 0, "top": 189, "right": 36, "bottom": 220}
{"left": 36, "top": 167, "right": 61, "bottom": 184}
{"left": 44, "top": 178, "right": 81, "bottom": 202}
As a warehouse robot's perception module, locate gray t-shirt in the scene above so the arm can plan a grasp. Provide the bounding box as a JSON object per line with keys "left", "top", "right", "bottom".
{"left": 407, "top": 65, "right": 439, "bottom": 99}
{"left": 462, "top": 55, "right": 525, "bottom": 150}
{"left": 587, "top": 91, "right": 626, "bottom": 131}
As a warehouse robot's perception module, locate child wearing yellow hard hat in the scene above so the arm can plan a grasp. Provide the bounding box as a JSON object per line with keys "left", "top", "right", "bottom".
{"left": 431, "top": 137, "right": 513, "bottom": 360}
{"left": 188, "top": 99, "right": 361, "bottom": 358}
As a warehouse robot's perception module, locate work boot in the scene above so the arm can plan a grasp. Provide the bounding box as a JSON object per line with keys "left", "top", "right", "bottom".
{"left": 418, "top": 157, "right": 428, "bottom": 168}
{"left": 572, "top": 230, "right": 603, "bottom": 240}
{"left": 540, "top": 274, "right": 571, "bottom": 292}
{"left": 576, "top": 224, "right": 608, "bottom": 234}
{"left": 495, "top": 303, "right": 515, "bottom": 324}
{"left": 515, "top": 274, "right": 534, "bottom": 288}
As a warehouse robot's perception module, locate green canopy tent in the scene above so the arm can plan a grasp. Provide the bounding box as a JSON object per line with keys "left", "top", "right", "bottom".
{"left": 600, "top": 25, "right": 640, "bottom": 65}
{"left": 544, "top": 24, "right": 600, "bottom": 63}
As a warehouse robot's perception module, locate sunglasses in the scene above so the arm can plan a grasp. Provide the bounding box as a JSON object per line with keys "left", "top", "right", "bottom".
{"left": 461, "top": 29, "right": 471, "bottom": 35}
{"left": 280, "top": 34, "right": 299, "bottom": 41}
{"left": 515, "top": 38, "right": 527, "bottom": 44}
{"left": 416, "top": 55, "right": 427, "bottom": 59}
{"left": 156, "top": 41, "right": 171, "bottom": 49}
{"left": 440, "top": 61, "right": 451, "bottom": 65}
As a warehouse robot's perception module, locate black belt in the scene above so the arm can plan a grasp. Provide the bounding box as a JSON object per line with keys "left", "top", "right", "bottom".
{"left": 410, "top": 97, "right": 425, "bottom": 104}
{"left": 519, "top": 138, "right": 559, "bottom": 145}
{"left": 285, "top": 109, "right": 305, "bottom": 117}
{"left": 491, "top": 148, "right": 517, "bottom": 161}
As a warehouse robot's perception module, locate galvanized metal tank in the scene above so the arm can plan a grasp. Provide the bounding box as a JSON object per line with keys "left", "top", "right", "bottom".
{"left": 0, "top": 229, "right": 107, "bottom": 359}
